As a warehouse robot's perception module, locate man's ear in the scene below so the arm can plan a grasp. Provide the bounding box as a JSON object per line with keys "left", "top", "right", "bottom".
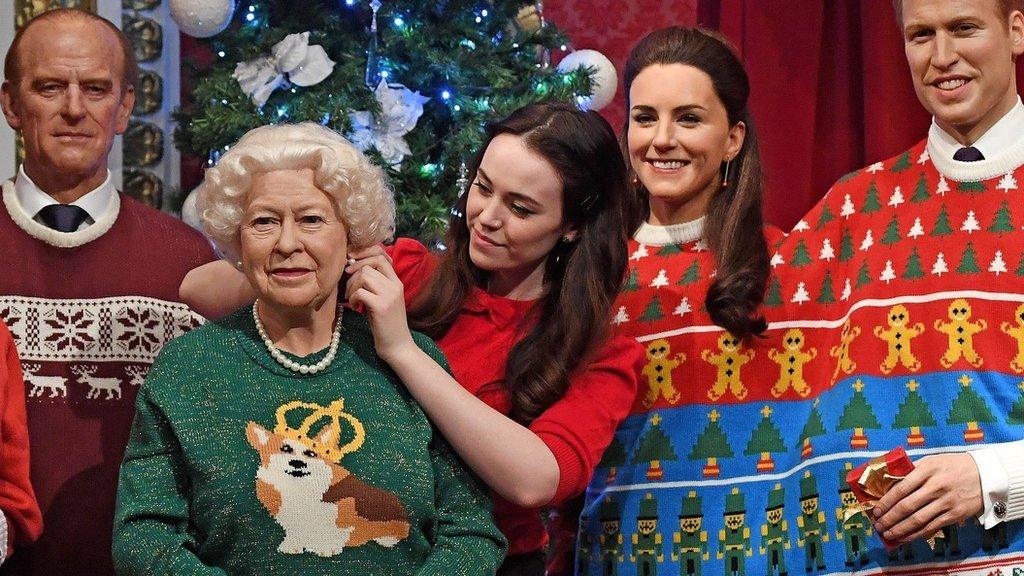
{"left": 1010, "top": 10, "right": 1024, "bottom": 57}
{"left": 1, "top": 81, "right": 22, "bottom": 130}
{"left": 114, "top": 85, "right": 135, "bottom": 135}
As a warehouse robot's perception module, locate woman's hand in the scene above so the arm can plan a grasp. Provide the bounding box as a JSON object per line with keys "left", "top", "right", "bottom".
{"left": 345, "top": 245, "right": 417, "bottom": 363}
{"left": 871, "top": 452, "right": 983, "bottom": 544}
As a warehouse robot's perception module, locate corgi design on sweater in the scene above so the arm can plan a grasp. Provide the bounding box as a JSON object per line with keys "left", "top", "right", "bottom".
{"left": 245, "top": 398, "right": 410, "bottom": 557}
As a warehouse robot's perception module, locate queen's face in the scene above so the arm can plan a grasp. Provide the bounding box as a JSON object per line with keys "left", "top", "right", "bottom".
{"left": 239, "top": 168, "right": 348, "bottom": 311}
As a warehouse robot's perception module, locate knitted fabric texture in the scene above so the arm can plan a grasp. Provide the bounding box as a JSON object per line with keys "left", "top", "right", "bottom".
{"left": 580, "top": 140, "right": 1024, "bottom": 576}
{"left": 0, "top": 181, "right": 215, "bottom": 575}
{"left": 112, "top": 307, "right": 506, "bottom": 576}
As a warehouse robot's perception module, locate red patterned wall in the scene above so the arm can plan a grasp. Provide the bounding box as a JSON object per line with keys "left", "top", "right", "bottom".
{"left": 545, "top": 0, "right": 699, "bottom": 130}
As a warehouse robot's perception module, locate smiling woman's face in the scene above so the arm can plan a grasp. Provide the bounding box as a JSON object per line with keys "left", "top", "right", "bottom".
{"left": 239, "top": 168, "right": 348, "bottom": 311}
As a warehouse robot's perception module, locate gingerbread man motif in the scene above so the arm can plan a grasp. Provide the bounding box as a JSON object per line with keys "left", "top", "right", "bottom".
{"left": 641, "top": 339, "right": 685, "bottom": 407}
{"left": 934, "top": 299, "right": 986, "bottom": 368}
{"left": 829, "top": 320, "right": 861, "bottom": 385}
{"left": 873, "top": 304, "right": 923, "bottom": 374}
{"left": 1000, "top": 303, "right": 1024, "bottom": 373}
{"left": 768, "top": 329, "right": 818, "bottom": 397}
{"left": 702, "top": 333, "right": 754, "bottom": 401}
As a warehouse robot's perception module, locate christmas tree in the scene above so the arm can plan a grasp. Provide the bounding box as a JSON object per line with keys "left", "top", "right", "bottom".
{"left": 903, "top": 247, "right": 924, "bottom": 280}
{"left": 597, "top": 436, "right": 628, "bottom": 483}
{"left": 947, "top": 374, "right": 997, "bottom": 442}
{"left": 910, "top": 173, "right": 930, "bottom": 203}
{"left": 634, "top": 414, "right": 678, "bottom": 480}
{"left": 837, "top": 380, "right": 881, "bottom": 449}
{"left": 989, "top": 200, "right": 1014, "bottom": 234}
{"left": 764, "top": 276, "right": 783, "bottom": 307}
{"left": 174, "top": 0, "right": 593, "bottom": 239}
{"left": 1017, "top": 253, "right": 1024, "bottom": 277}
{"left": 838, "top": 228, "right": 855, "bottom": 262}
{"left": 744, "top": 406, "right": 786, "bottom": 473}
{"left": 688, "top": 410, "right": 733, "bottom": 478}
{"left": 881, "top": 214, "right": 901, "bottom": 245}
{"left": 931, "top": 205, "right": 953, "bottom": 236}
{"left": 855, "top": 259, "right": 871, "bottom": 288}
{"left": 796, "top": 400, "right": 827, "bottom": 459}
{"left": 890, "top": 151, "right": 911, "bottom": 172}
{"left": 791, "top": 239, "right": 813, "bottom": 268}
{"left": 957, "top": 242, "right": 981, "bottom": 275}
{"left": 639, "top": 296, "right": 665, "bottom": 322}
{"left": 958, "top": 180, "right": 986, "bottom": 193}
{"left": 817, "top": 269, "right": 836, "bottom": 304}
{"left": 677, "top": 260, "right": 701, "bottom": 285}
{"left": 861, "top": 182, "right": 882, "bottom": 213}
{"left": 892, "top": 380, "right": 936, "bottom": 446}
{"left": 623, "top": 269, "right": 640, "bottom": 292}
{"left": 816, "top": 205, "right": 835, "bottom": 230}
{"left": 1009, "top": 382, "right": 1024, "bottom": 425}
{"left": 657, "top": 243, "right": 683, "bottom": 256}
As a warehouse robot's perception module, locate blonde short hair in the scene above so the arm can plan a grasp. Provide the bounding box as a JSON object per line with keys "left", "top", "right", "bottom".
{"left": 197, "top": 123, "right": 395, "bottom": 260}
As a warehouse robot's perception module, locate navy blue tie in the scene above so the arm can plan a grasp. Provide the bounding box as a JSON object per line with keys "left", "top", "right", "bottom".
{"left": 953, "top": 146, "right": 984, "bottom": 162}
{"left": 38, "top": 204, "right": 90, "bottom": 232}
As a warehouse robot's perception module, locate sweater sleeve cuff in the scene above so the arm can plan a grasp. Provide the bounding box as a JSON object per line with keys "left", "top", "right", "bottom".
{"left": 538, "top": 432, "right": 585, "bottom": 506}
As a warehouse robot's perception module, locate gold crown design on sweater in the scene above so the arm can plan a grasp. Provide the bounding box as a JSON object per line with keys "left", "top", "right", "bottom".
{"left": 274, "top": 399, "right": 365, "bottom": 463}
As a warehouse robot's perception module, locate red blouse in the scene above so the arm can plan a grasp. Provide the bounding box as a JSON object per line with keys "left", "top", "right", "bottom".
{"left": 387, "top": 238, "right": 642, "bottom": 555}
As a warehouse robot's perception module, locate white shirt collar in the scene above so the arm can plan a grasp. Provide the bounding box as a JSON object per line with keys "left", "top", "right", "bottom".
{"left": 13, "top": 165, "right": 115, "bottom": 225}
{"left": 930, "top": 96, "right": 1024, "bottom": 161}
{"left": 927, "top": 95, "right": 1024, "bottom": 182}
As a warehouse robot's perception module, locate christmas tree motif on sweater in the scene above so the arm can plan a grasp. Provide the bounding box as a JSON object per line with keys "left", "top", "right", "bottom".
{"left": 649, "top": 269, "right": 670, "bottom": 289}
{"left": 793, "top": 220, "right": 811, "bottom": 233}
{"left": 838, "top": 229, "right": 855, "bottom": 262}
{"left": 990, "top": 251, "right": 1009, "bottom": 276}
{"left": 768, "top": 329, "right": 817, "bottom": 397}
{"left": 817, "top": 270, "right": 836, "bottom": 304}
{"left": 838, "top": 380, "right": 882, "bottom": 449}
{"left": 874, "top": 304, "right": 924, "bottom": 374}
{"left": 718, "top": 488, "right": 752, "bottom": 576}
{"left": 689, "top": 410, "right": 734, "bottom": 478}
{"left": 866, "top": 162, "right": 885, "bottom": 174}
{"left": 597, "top": 436, "right": 628, "bottom": 483}
{"left": 797, "top": 471, "right": 829, "bottom": 572}
{"left": 641, "top": 339, "right": 685, "bottom": 407}
{"left": 911, "top": 173, "right": 930, "bottom": 203}
{"left": 791, "top": 282, "right": 811, "bottom": 305}
{"left": 640, "top": 296, "right": 666, "bottom": 323}
{"left": 765, "top": 277, "right": 783, "bottom": 308}
{"left": 798, "top": 399, "right": 828, "bottom": 460}
{"left": 892, "top": 380, "right": 937, "bottom": 447}
{"left": 1000, "top": 304, "right": 1024, "bottom": 373}
{"left": 958, "top": 179, "right": 986, "bottom": 193}
{"left": 890, "top": 151, "right": 912, "bottom": 172}
{"left": 678, "top": 261, "right": 701, "bottom": 286}
{"left": 997, "top": 171, "right": 1019, "bottom": 192}
{"left": 745, "top": 406, "right": 786, "bottom": 473}
{"left": 624, "top": 269, "right": 641, "bottom": 292}
{"left": 634, "top": 414, "right": 678, "bottom": 481}
{"left": 672, "top": 491, "right": 709, "bottom": 576}
{"left": 954, "top": 238, "right": 978, "bottom": 272}
{"left": 835, "top": 462, "right": 871, "bottom": 568}
{"left": 855, "top": 259, "right": 872, "bottom": 289}
{"left": 934, "top": 299, "right": 987, "bottom": 368}
{"left": 862, "top": 183, "right": 883, "bottom": 214}
{"left": 961, "top": 211, "right": 982, "bottom": 235}
{"left": 818, "top": 238, "right": 835, "bottom": 262}
{"left": 245, "top": 399, "right": 410, "bottom": 556}
{"left": 932, "top": 205, "right": 954, "bottom": 236}
{"left": 612, "top": 306, "right": 629, "bottom": 326}
{"left": 936, "top": 174, "right": 951, "bottom": 196}
{"left": 791, "top": 239, "right": 813, "bottom": 268}
{"left": 989, "top": 200, "right": 1015, "bottom": 234}
{"left": 932, "top": 252, "right": 950, "bottom": 276}
{"left": 829, "top": 320, "right": 861, "bottom": 385}
{"left": 600, "top": 498, "right": 625, "bottom": 574}
{"left": 840, "top": 278, "right": 852, "bottom": 301}
{"left": 840, "top": 194, "right": 856, "bottom": 218}
{"left": 760, "top": 484, "right": 791, "bottom": 576}
{"left": 630, "top": 244, "right": 650, "bottom": 261}
{"left": 879, "top": 260, "right": 897, "bottom": 284}
{"left": 674, "top": 298, "right": 693, "bottom": 317}
{"left": 888, "top": 187, "right": 905, "bottom": 208}
{"left": 947, "top": 374, "right": 996, "bottom": 443}
{"left": 1008, "top": 382, "right": 1024, "bottom": 425}
{"left": 771, "top": 251, "right": 786, "bottom": 268}
{"left": 903, "top": 247, "right": 925, "bottom": 280}
{"left": 702, "top": 333, "right": 754, "bottom": 400}
{"left": 859, "top": 230, "right": 874, "bottom": 252}
{"left": 907, "top": 217, "right": 925, "bottom": 239}
{"left": 631, "top": 493, "right": 665, "bottom": 572}
{"left": 657, "top": 243, "right": 684, "bottom": 256}
{"left": 816, "top": 205, "right": 836, "bottom": 230}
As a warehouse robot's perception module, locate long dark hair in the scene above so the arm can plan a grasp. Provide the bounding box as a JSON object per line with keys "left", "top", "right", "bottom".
{"left": 623, "top": 27, "right": 769, "bottom": 339}
{"left": 408, "top": 102, "right": 631, "bottom": 424}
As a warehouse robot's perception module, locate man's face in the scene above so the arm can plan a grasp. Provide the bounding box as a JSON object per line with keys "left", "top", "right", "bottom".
{"left": 1, "top": 18, "right": 134, "bottom": 195}
{"left": 901, "top": 0, "right": 1024, "bottom": 144}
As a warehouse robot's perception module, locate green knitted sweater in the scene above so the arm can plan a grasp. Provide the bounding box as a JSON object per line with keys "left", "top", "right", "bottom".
{"left": 112, "top": 307, "right": 506, "bottom": 575}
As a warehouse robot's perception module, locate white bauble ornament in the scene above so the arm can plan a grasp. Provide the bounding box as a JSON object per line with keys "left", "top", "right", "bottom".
{"left": 170, "top": 0, "right": 235, "bottom": 38}
{"left": 556, "top": 49, "right": 617, "bottom": 111}
{"left": 181, "top": 187, "right": 203, "bottom": 231}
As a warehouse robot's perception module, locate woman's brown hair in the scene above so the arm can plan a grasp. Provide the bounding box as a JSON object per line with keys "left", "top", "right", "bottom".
{"left": 408, "top": 101, "right": 632, "bottom": 424}
{"left": 623, "top": 27, "right": 769, "bottom": 339}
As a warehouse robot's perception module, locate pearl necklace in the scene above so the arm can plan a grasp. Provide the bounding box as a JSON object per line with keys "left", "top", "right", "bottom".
{"left": 252, "top": 301, "right": 343, "bottom": 374}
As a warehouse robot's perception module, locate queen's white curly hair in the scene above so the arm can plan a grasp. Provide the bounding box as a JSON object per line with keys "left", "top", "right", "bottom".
{"left": 197, "top": 122, "right": 395, "bottom": 260}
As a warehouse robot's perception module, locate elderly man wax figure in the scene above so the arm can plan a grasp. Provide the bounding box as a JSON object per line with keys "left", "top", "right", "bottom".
{"left": 763, "top": 0, "right": 1024, "bottom": 574}
{"left": 0, "top": 9, "right": 214, "bottom": 575}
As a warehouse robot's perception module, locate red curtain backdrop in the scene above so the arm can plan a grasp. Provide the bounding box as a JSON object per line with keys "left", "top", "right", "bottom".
{"left": 181, "top": 2, "right": 1024, "bottom": 230}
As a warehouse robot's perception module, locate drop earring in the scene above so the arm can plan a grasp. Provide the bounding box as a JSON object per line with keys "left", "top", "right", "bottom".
{"left": 721, "top": 158, "right": 733, "bottom": 188}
